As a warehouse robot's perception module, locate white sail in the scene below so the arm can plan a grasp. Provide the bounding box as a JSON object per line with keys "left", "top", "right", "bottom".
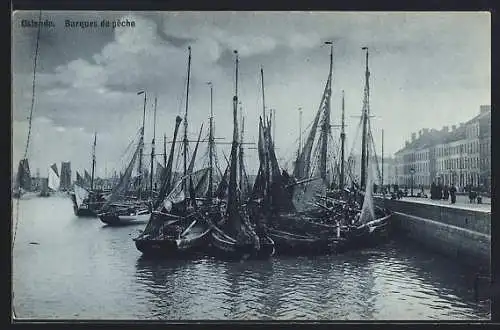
{"left": 48, "top": 167, "right": 60, "bottom": 191}
{"left": 74, "top": 184, "right": 89, "bottom": 209}
{"left": 359, "top": 158, "right": 375, "bottom": 224}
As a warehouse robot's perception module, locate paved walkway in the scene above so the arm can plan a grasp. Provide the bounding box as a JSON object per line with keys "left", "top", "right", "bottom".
{"left": 375, "top": 192, "right": 491, "bottom": 213}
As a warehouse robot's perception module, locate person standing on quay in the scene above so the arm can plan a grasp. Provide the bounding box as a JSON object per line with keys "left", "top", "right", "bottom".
{"left": 449, "top": 184, "right": 457, "bottom": 204}
{"left": 443, "top": 185, "right": 449, "bottom": 201}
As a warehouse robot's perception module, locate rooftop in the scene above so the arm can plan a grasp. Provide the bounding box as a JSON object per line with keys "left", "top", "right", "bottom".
{"left": 395, "top": 105, "right": 491, "bottom": 155}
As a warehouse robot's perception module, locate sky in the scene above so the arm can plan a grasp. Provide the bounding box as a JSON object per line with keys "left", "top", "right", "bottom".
{"left": 12, "top": 11, "right": 490, "bottom": 179}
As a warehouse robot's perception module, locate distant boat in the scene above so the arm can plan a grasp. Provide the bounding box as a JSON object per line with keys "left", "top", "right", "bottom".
{"left": 48, "top": 163, "right": 60, "bottom": 192}
{"left": 71, "top": 133, "right": 106, "bottom": 217}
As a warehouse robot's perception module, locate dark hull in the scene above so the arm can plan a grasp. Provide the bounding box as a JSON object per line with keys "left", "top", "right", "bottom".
{"left": 343, "top": 214, "right": 392, "bottom": 249}
{"left": 209, "top": 226, "right": 275, "bottom": 261}
{"left": 134, "top": 221, "right": 211, "bottom": 258}
{"left": 70, "top": 194, "right": 99, "bottom": 217}
{"left": 99, "top": 212, "right": 150, "bottom": 226}
{"left": 267, "top": 228, "right": 342, "bottom": 256}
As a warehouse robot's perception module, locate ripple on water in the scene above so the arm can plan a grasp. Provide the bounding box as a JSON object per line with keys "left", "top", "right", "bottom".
{"left": 12, "top": 197, "right": 491, "bottom": 320}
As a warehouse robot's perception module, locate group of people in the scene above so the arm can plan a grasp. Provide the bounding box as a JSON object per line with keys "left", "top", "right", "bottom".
{"left": 431, "top": 182, "right": 457, "bottom": 204}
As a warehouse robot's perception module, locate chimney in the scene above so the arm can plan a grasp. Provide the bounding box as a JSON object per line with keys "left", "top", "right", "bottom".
{"left": 423, "top": 128, "right": 429, "bottom": 134}
{"left": 452, "top": 125, "right": 457, "bottom": 131}
{"left": 405, "top": 141, "right": 409, "bottom": 147}
{"left": 442, "top": 126, "right": 449, "bottom": 133}
{"left": 480, "top": 105, "right": 491, "bottom": 114}
{"left": 419, "top": 130, "right": 423, "bottom": 137}
{"left": 411, "top": 132, "right": 416, "bottom": 142}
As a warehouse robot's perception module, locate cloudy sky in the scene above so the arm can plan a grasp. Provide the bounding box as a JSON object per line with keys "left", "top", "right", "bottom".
{"left": 12, "top": 11, "right": 490, "bottom": 179}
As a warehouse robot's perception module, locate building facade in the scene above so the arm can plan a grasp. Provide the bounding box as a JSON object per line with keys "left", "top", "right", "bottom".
{"left": 394, "top": 105, "right": 491, "bottom": 191}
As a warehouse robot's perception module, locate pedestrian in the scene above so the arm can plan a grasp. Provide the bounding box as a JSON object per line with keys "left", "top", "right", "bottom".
{"left": 450, "top": 184, "right": 457, "bottom": 204}
{"left": 430, "top": 181, "right": 436, "bottom": 199}
{"left": 443, "top": 185, "right": 449, "bottom": 200}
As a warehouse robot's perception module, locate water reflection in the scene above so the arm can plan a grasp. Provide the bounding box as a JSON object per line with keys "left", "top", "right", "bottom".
{"left": 13, "top": 197, "right": 491, "bottom": 320}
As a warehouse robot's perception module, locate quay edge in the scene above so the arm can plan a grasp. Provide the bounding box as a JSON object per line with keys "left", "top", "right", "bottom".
{"left": 374, "top": 197, "right": 491, "bottom": 272}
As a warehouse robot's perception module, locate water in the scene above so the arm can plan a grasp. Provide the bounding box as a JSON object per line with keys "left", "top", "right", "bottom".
{"left": 12, "top": 196, "right": 490, "bottom": 320}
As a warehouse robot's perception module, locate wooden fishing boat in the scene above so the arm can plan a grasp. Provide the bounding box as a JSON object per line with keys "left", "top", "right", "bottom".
{"left": 135, "top": 47, "right": 218, "bottom": 257}
{"left": 209, "top": 51, "right": 275, "bottom": 261}
{"left": 134, "top": 210, "right": 211, "bottom": 257}
{"left": 99, "top": 201, "right": 151, "bottom": 226}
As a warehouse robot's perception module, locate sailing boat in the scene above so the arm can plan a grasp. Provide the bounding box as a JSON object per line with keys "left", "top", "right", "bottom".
{"left": 134, "top": 46, "right": 213, "bottom": 256}
{"left": 48, "top": 163, "right": 60, "bottom": 192}
{"left": 13, "top": 159, "right": 34, "bottom": 199}
{"left": 298, "top": 46, "right": 392, "bottom": 248}
{"left": 71, "top": 133, "right": 107, "bottom": 217}
{"left": 209, "top": 50, "right": 275, "bottom": 261}
{"left": 97, "top": 128, "right": 152, "bottom": 225}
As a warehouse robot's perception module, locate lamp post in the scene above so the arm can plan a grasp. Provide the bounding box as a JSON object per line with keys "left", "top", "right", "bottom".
{"left": 410, "top": 167, "right": 415, "bottom": 197}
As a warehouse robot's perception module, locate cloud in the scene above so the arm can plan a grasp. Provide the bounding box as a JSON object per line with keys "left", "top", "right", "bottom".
{"left": 12, "top": 11, "right": 490, "bottom": 178}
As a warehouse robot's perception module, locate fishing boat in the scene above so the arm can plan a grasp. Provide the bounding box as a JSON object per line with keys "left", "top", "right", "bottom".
{"left": 71, "top": 134, "right": 107, "bottom": 216}
{"left": 134, "top": 47, "right": 214, "bottom": 256}
{"left": 209, "top": 51, "right": 275, "bottom": 261}
{"left": 13, "top": 159, "right": 34, "bottom": 199}
{"left": 98, "top": 127, "right": 151, "bottom": 225}
{"left": 292, "top": 45, "right": 392, "bottom": 246}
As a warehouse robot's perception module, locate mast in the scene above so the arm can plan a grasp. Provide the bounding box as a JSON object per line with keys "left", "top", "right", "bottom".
{"left": 381, "top": 129, "right": 384, "bottom": 189}
{"left": 298, "top": 107, "right": 303, "bottom": 156}
{"left": 137, "top": 90, "right": 147, "bottom": 199}
{"left": 260, "top": 67, "right": 266, "bottom": 119}
{"left": 272, "top": 109, "right": 276, "bottom": 144}
{"left": 228, "top": 50, "right": 240, "bottom": 216}
{"left": 163, "top": 134, "right": 167, "bottom": 167}
{"left": 183, "top": 46, "right": 192, "bottom": 201}
{"left": 260, "top": 66, "right": 270, "bottom": 203}
{"left": 340, "top": 90, "right": 346, "bottom": 189}
{"left": 207, "top": 81, "right": 214, "bottom": 198}
{"left": 91, "top": 132, "right": 96, "bottom": 191}
{"left": 150, "top": 96, "right": 157, "bottom": 197}
{"left": 239, "top": 104, "right": 244, "bottom": 193}
{"left": 320, "top": 41, "right": 333, "bottom": 183}
{"left": 360, "top": 47, "right": 370, "bottom": 190}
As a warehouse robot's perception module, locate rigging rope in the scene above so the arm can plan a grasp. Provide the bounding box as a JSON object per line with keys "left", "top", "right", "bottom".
{"left": 13, "top": 10, "right": 42, "bottom": 320}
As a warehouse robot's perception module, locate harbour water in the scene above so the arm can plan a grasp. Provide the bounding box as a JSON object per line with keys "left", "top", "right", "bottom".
{"left": 12, "top": 196, "right": 490, "bottom": 320}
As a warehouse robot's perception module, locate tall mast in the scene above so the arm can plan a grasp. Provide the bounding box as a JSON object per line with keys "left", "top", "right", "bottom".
{"left": 340, "top": 90, "right": 346, "bottom": 189}
{"left": 272, "top": 109, "right": 276, "bottom": 143}
{"left": 207, "top": 81, "right": 214, "bottom": 198}
{"left": 228, "top": 50, "right": 239, "bottom": 215}
{"left": 163, "top": 134, "right": 167, "bottom": 167}
{"left": 260, "top": 67, "right": 266, "bottom": 119}
{"left": 91, "top": 132, "right": 96, "bottom": 191}
{"left": 298, "top": 107, "right": 303, "bottom": 156}
{"left": 239, "top": 103, "right": 244, "bottom": 193}
{"left": 381, "top": 129, "right": 384, "bottom": 189}
{"left": 150, "top": 96, "right": 157, "bottom": 197}
{"left": 183, "top": 46, "right": 192, "bottom": 198}
{"left": 137, "top": 90, "right": 147, "bottom": 199}
{"left": 320, "top": 41, "right": 333, "bottom": 183}
{"left": 360, "top": 46, "right": 370, "bottom": 190}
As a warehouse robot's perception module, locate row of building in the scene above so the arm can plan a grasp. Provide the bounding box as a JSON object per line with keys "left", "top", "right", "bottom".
{"left": 394, "top": 105, "right": 491, "bottom": 192}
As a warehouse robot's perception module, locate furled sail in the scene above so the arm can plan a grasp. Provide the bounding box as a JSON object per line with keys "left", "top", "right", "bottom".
{"left": 359, "top": 158, "right": 375, "bottom": 224}
{"left": 101, "top": 128, "right": 143, "bottom": 211}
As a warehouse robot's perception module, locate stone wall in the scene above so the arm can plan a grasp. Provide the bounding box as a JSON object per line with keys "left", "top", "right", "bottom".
{"left": 374, "top": 197, "right": 491, "bottom": 270}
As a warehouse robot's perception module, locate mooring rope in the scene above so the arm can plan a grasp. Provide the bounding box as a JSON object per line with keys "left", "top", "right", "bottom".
{"left": 13, "top": 10, "right": 42, "bottom": 320}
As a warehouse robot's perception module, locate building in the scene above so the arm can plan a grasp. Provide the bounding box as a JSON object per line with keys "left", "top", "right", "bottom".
{"left": 394, "top": 105, "right": 491, "bottom": 191}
